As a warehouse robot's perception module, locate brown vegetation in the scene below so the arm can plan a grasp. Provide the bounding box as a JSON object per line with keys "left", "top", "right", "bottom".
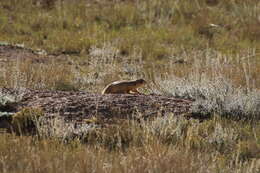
{"left": 0, "top": 0, "right": 260, "bottom": 172}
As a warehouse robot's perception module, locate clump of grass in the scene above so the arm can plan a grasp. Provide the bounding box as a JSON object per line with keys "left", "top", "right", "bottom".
{"left": 154, "top": 75, "right": 260, "bottom": 120}
{"left": 12, "top": 107, "right": 44, "bottom": 135}
{"left": 36, "top": 115, "right": 98, "bottom": 142}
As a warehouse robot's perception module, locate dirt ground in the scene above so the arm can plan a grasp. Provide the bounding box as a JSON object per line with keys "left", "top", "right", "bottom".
{"left": 1, "top": 88, "right": 193, "bottom": 121}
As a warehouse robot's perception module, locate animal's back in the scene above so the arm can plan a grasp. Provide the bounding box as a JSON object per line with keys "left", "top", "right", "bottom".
{"left": 102, "top": 80, "right": 132, "bottom": 94}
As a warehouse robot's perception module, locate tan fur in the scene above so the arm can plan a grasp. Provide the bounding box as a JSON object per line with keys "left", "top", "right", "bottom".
{"left": 102, "top": 79, "right": 147, "bottom": 94}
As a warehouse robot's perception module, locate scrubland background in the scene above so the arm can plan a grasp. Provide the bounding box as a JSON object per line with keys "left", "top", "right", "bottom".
{"left": 0, "top": 0, "right": 259, "bottom": 172}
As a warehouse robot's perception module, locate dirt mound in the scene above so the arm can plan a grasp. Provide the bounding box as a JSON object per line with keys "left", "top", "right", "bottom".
{"left": 1, "top": 88, "right": 193, "bottom": 121}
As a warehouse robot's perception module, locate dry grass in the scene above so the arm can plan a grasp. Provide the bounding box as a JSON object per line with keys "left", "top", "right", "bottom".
{"left": 0, "top": 0, "right": 260, "bottom": 172}
{"left": 0, "top": 116, "right": 259, "bottom": 173}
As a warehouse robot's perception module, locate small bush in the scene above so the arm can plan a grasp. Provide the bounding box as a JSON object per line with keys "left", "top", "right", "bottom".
{"left": 153, "top": 74, "right": 260, "bottom": 120}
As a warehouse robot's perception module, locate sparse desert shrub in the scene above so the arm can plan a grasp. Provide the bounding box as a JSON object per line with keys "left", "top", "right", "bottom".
{"left": 158, "top": 76, "right": 260, "bottom": 120}
{"left": 152, "top": 52, "right": 260, "bottom": 121}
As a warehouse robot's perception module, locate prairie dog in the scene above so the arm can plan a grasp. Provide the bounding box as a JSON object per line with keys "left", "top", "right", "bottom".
{"left": 102, "top": 79, "right": 147, "bottom": 94}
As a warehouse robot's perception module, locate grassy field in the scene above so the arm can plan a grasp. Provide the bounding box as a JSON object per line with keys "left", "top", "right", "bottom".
{"left": 0, "top": 117, "right": 259, "bottom": 173}
{"left": 0, "top": 0, "right": 260, "bottom": 172}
